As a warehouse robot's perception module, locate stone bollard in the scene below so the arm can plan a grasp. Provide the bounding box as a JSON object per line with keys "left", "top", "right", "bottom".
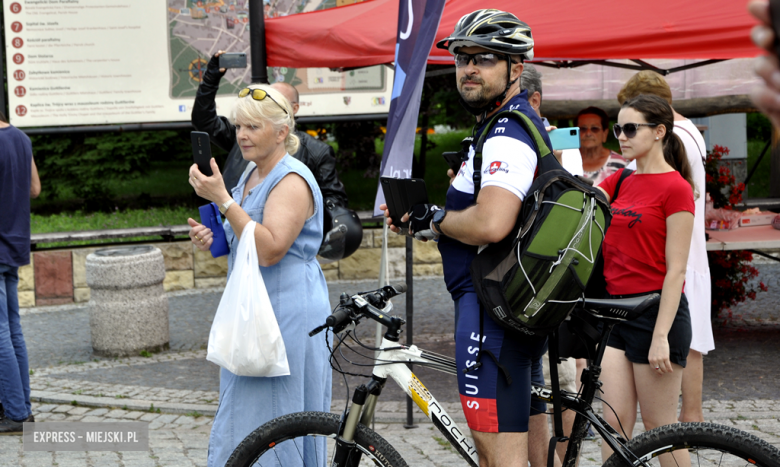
{"left": 86, "top": 245, "right": 170, "bottom": 357}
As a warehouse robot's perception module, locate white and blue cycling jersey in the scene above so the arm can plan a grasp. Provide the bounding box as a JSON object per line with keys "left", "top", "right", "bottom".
{"left": 441, "top": 92, "right": 552, "bottom": 433}
{"left": 438, "top": 91, "right": 552, "bottom": 301}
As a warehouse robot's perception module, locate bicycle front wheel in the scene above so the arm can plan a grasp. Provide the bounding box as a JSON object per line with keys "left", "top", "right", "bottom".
{"left": 604, "top": 422, "right": 780, "bottom": 467}
{"left": 226, "top": 411, "right": 409, "bottom": 467}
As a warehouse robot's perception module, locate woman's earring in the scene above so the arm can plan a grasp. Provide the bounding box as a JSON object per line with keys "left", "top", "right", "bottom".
{"left": 655, "top": 137, "right": 659, "bottom": 140}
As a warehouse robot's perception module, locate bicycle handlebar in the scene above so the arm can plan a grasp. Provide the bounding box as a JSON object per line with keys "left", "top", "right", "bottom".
{"left": 309, "top": 284, "right": 408, "bottom": 337}
{"left": 325, "top": 307, "right": 350, "bottom": 327}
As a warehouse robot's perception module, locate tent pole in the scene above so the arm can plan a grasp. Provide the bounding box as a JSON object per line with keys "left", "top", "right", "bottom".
{"left": 249, "top": 0, "right": 269, "bottom": 84}
{"left": 771, "top": 127, "right": 780, "bottom": 198}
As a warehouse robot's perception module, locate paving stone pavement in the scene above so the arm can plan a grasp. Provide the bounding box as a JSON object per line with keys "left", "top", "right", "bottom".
{"left": 3, "top": 265, "right": 779, "bottom": 466}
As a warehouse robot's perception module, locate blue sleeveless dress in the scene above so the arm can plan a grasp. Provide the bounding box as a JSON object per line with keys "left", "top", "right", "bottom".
{"left": 208, "top": 154, "right": 332, "bottom": 467}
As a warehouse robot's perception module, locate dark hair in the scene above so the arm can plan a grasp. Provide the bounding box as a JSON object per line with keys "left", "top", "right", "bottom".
{"left": 0, "top": 111, "right": 7, "bottom": 123}
{"left": 621, "top": 94, "right": 695, "bottom": 195}
{"left": 576, "top": 106, "right": 609, "bottom": 130}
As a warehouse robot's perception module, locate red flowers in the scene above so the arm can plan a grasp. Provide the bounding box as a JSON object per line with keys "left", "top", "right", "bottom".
{"left": 705, "top": 145, "right": 767, "bottom": 322}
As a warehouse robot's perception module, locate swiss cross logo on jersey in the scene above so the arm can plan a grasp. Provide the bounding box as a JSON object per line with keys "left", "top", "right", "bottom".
{"left": 457, "top": 161, "right": 467, "bottom": 178}
{"left": 485, "top": 161, "right": 509, "bottom": 175}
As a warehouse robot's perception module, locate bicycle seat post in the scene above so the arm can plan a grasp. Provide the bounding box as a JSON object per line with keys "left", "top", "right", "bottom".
{"left": 582, "top": 321, "right": 616, "bottom": 397}
{"left": 562, "top": 321, "right": 618, "bottom": 466}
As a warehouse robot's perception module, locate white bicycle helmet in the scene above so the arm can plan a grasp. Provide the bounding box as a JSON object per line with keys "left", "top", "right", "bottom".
{"left": 436, "top": 9, "right": 534, "bottom": 61}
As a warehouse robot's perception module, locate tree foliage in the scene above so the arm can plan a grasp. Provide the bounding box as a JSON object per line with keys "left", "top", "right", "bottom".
{"left": 30, "top": 130, "right": 191, "bottom": 211}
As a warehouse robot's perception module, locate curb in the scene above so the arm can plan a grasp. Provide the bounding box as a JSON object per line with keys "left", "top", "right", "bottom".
{"left": 31, "top": 390, "right": 217, "bottom": 417}
{"left": 31, "top": 391, "right": 775, "bottom": 426}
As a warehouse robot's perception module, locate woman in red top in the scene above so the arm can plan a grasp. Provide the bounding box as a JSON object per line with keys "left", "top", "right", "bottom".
{"left": 596, "top": 95, "right": 695, "bottom": 467}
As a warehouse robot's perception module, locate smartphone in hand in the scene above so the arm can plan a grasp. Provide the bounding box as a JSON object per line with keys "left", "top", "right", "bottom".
{"left": 548, "top": 127, "right": 581, "bottom": 151}
{"left": 218, "top": 52, "right": 247, "bottom": 69}
{"left": 191, "top": 131, "right": 214, "bottom": 176}
{"left": 442, "top": 151, "right": 464, "bottom": 173}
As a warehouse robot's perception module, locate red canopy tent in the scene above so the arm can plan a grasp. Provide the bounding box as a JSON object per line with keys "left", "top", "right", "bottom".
{"left": 264, "top": 0, "right": 762, "bottom": 69}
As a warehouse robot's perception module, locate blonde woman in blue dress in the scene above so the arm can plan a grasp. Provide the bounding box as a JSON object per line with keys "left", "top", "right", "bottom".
{"left": 187, "top": 84, "right": 331, "bottom": 466}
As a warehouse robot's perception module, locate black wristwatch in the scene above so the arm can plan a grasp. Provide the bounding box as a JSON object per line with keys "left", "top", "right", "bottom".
{"left": 432, "top": 209, "right": 447, "bottom": 235}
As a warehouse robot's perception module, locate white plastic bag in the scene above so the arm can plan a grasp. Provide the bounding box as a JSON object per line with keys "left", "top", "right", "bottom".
{"left": 207, "top": 221, "right": 290, "bottom": 377}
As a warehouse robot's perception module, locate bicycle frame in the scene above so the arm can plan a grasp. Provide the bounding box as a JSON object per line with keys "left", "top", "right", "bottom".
{"left": 335, "top": 323, "right": 644, "bottom": 467}
{"left": 367, "top": 336, "right": 480, "bottom": 467}
{"left": 323, "top": 288, "right": 658, "bottom": 467}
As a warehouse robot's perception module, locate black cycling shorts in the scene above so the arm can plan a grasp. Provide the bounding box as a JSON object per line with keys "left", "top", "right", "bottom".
{"left": 607, "top": 292, "right": 692, "bottom": 367}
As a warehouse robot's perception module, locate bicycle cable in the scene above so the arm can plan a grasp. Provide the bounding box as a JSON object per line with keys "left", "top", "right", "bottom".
{"left": 325, "top": 327, "right": 358, "bottom": 415}
{"left": 333, "top": 332, "right": 415, "bottom": 372}
{"left": 594, "top": 393, "right": 632, "bottom": 441}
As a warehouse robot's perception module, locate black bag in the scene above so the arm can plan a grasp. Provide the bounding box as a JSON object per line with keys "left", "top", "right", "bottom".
{"left": 557, "top": 168, "right": 633, "bottom": 359}
{"left": 469, "top": 110, "right": 613, "bottom": 338}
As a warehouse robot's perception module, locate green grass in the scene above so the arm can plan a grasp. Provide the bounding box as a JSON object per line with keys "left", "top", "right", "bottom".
{"left": 31, "top": 206, "right": 197, "bottom": 248}
{"left": 746, "top": 139, "right": 772, "bottom": 199}
{"left": 31, "top": 207, "right": 198, "bottom": 232}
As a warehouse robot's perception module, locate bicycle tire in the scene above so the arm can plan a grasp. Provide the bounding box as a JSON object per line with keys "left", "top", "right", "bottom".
{"left": 225, "top": 411, "right": 409, "bottom": 467}
{"left": 603, "top": 422, "right": 780, "bottom": 467}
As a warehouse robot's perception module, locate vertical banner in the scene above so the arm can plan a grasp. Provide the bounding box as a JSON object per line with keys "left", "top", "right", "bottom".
{"left": 373, "top": 0, "right": 446, "bottom": 216}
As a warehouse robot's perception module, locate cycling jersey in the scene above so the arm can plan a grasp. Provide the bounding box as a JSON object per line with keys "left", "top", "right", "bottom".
{"left": 438, "top": 92, "right": 551, "bottom": 300}
{"left": 438, "top": 92, "right": 552, "bottom": 433}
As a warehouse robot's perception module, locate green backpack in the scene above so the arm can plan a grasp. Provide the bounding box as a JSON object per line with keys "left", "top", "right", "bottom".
{"left": 469, "top": 110, "right": 612, "bottom": 338}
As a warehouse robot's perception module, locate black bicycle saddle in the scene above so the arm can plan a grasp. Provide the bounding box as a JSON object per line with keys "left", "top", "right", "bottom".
{"left": 581, "top": 293, "right": 661, "bottom": 321}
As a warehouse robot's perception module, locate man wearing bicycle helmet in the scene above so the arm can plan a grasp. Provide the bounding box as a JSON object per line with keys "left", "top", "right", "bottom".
{"left": 381, "top": 9, "right": 552, "bottom": 466}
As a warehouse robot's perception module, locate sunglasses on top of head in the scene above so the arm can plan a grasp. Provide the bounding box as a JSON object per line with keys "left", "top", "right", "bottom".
{"left": 612, "top": 122, "right": 658, "bottom": 139}
{"left": 454, "top": 52, "right": 511, "bottom": 68}
{"left": 237, "top": 87, "right": 288, "bottom": 115}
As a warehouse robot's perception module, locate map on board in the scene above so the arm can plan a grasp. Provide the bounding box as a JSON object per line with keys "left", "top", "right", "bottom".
{"left": 167, "top": 0, "right": 385, "bottom": 99}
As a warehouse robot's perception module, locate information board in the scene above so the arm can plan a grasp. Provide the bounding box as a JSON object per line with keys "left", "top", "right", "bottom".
{"left": 3, "top": 0, "right": 392, "bottom": 128}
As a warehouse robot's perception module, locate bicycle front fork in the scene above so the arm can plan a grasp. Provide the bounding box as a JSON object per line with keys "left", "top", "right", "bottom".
{"left": 333, "top": 377, "right": 386, "bottom": 467}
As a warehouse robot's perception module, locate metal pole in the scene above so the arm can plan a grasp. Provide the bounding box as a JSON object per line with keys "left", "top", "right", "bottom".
{"left": 248, "top": 0, "right": 269, "bottom": 84}
{"left": 376, "top": 224, "right": 389, "bottom": 366}
{"left": 404, "top": 236, "right": 417, "bottom": 429}
{"left": 373, "top": 222, "right": 391, "bottom": 431}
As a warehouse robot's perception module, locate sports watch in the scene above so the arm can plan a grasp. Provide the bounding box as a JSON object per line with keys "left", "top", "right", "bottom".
{"left": 432, "top": 209, "right": 447, "bottom": 235}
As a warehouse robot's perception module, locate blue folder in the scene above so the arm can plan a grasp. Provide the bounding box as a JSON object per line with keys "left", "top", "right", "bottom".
{"left": 198, "top": 202, "right": 230, "bottom": 258}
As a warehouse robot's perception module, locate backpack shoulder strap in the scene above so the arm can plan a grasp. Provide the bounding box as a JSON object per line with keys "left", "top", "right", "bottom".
{"left": 612, "top": 168, "right": 634, "bottom": 202}
{"left": 472, "top": 110, "right": 552, "bottom": 200}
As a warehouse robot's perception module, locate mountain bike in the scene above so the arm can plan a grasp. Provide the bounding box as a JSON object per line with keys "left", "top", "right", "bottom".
{"left": 226, "top": 285, "right": 780, "bottom": 467}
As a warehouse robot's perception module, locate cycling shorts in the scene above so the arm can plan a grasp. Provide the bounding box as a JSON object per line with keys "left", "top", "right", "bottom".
{"left": 455, "top": 292, "right": 548, "bottom": 433}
